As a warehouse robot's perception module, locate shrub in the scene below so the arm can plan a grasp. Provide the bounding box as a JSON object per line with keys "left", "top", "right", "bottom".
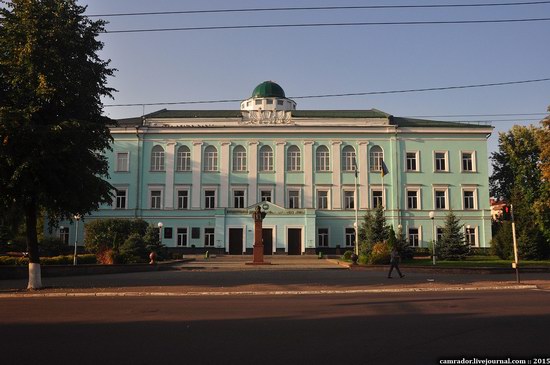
{"left": 0, "top": 256, "right": 20, "bottom": 265}
{"left": 120, "top": 234, "right": 148, "bottom": 264}
{"left": 39, "top": 237, "right": 69, "bottom": 256}
{"left": 84, "top": 218, "right": 149, "bottom": 255}
{"left": 491, "top": 221, "right": 513, "bottom": 259}
{"left": 368, "top": 242, "right": 391, "bottom": 264}
{"left": 342, "top": 250, "right": 353, "bottom": 261}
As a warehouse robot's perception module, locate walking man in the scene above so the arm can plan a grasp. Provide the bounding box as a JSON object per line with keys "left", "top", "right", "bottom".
{"left": 388, "top": 246, "right": 405, "bottom": 278}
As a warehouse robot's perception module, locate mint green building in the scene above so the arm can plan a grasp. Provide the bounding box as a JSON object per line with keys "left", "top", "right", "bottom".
{"left": 56, "top": 81, "right": 493, "bottom": 255}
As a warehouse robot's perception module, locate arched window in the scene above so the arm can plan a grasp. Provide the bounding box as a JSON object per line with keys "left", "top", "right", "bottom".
{"left": 259, "top": 145, "right": 274, "bottom": 172}
{"left": 287, "top": 145, "right": 301, "bottom": 171}
{"left": 370, "top": 145, "right": 384, "bottom": 172}
{"left": 232, "top": 145, "right": 247, "bottom": 172}
{"left": 151, "top": 145, "right": 165, "bottom": 171}
{"left": 342, "top": 145, "right": 356, "bottom": 172}
{"left": 176, "top": 145, "right": 191, "bottom": 171}
{"left": 316, "top": 145, "right": 330, "bottom": 172}
{"left": 203, "top": 145, "right": 218, "bottom": 172}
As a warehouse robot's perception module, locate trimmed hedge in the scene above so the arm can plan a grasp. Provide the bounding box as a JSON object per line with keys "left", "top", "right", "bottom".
{"left": 0, "top": 254, "right": 97, "bottom": 266}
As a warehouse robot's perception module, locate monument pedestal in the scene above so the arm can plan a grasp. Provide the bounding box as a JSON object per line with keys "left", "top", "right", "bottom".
{"left": 246, "top": 206, "right": 271, "bottom": 265}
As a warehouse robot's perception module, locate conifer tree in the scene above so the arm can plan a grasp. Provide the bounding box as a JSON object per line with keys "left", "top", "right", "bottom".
{"left": 438, "top": 211, "right": 469, "bottom": 260}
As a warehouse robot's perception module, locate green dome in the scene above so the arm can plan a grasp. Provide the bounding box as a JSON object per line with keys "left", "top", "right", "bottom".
{"left": 252, "top": 81, "right": 286, "bottom": 98}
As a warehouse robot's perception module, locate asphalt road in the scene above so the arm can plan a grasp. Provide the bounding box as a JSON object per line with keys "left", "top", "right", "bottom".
{"left": 2, "top": 289, "right": 549, "bottom": 365}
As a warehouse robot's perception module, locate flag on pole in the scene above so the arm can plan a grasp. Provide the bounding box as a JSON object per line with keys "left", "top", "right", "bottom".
{"left": 353, "top": 156, "right": 358, "bottom": 178}
{"left": 381, "top": 160, "right": 389, "bottom": 177}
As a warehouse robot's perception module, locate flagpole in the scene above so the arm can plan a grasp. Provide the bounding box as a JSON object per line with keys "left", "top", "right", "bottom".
{"left": 353, "top": 158, "right": 359, "bottom": 256}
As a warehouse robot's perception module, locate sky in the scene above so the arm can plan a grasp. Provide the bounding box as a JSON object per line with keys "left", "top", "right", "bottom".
{"left": 80, "top": 0, "right": 550, "bottom": 157}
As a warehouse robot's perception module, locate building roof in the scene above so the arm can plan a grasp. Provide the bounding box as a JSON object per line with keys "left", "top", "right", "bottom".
{"left": 252, "top": 81, "right": 286, "bottom": 98}
{"left": 389, "top": 116, "right": 491, "bottom": 129}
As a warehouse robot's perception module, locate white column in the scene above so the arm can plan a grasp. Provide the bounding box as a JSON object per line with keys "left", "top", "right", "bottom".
{"left": 164, "top": 141, "right": 176, "bottom": 209}
{"left": 248, "top": 141, "right": 259, "bottom": 206}
{"left": 220, "top": 141, "right": 231, "bottom": 208}
{"left": 191, "top": 141, "right": 203, "bottom": 209}
{"left": 358, "top": 141, "right": 369, "bottom": 209}
{"left": 331, "top": 141, "right": 342, "bottom": 209}
{"left": 275, "top": 141, "right": 286, "bottom": 206}
{"left": 303, "top": 141, "right": 314, "bottom": 208}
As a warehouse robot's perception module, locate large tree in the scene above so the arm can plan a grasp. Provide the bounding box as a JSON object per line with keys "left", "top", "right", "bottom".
{"left": 0, "top": 0, "right": 115, "bottom": 289}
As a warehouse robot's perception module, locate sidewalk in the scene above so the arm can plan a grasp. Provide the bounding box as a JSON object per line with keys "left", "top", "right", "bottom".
{"left": 0, "top": 255, "right": 548, "bottom": 297}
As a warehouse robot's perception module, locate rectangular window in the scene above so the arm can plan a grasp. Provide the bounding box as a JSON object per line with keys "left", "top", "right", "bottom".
{"left": 370, "top": 151, "right": 383, "bottom": 172}
{"left": 260, "top": 150, "right": 274, "bottom": 171}
{"left": 288, "top": 190, "right": 300, "bottom": 209}
{"left": 316, "top": 151, "right": 330, "bottom": 171}
{"left": 204, "top": 151, "right": 218, "bottom": 171}
{"left": 407, "top": 190, "right": 419, "bottom": 210}
{"left": 408, "top": 228, "right": 420, "bottom": 247}
{"left": 345, "top": 228, "right": 356, "bottom": 247}
{"left": 435, "top": 152, "right": 447, "bottom": 172}
{"left": 205, "top": 190, "right": 216, "bottom": 209}
{"left": 255, "top": 99, "right": 262, "bottom": 105}
{"left": 177, "top": 190, "right": 189, "bottom": 210}
{"left": 406, "top": 152, "right": 418, "bottom": 171}
{"left": 233, "top": 190, "right": 245, "bottom": 208}
{"left": 150, "top": 190, "right": 162, "bottom": 210}
{"left": 462, "top": 152, "right": 474, "bottom": 172}
{"left": 59, "top": 227, "right": 69, "bottom": 245}
{"left": 372, "top": 190, "right": 383, "bottom": 209}
{"left": 266, "top": 99, "right": 273, "bottom": 105}
{"left": 115, "top": 189, "right": 127, "bottom": 209}
{"left": 164, "top": 227, "right": 173, "bottom": 239}
{"left": 260, "top": 190, "right": 272, "bottom": 202}
{"left": 317, "top": 190, "right": 329, "bottom": 210}
{"left": 287, "top": 150, "right": 301, "bottom": 171}
{"left": 233, "top": 151, "right": 247, "bottom": 172}
{"left": 342, "top": 151, "right": 356, "bottom": 172}
{"left": 204, "top": 228, "right": 215, "bottom": 246}
{"left": 177, "top": 151, "right": 191, "bottom": 171}
{"left": 116, "top": 152, "right": 129, "bottom": 172}
{"left": 344, "top": 191, "right": 355, "bottom": 210}
{"left": 177, "top": 228, "right": 188, "bottom": 246}
{"left": 191, "top": 227, "right": 200, "bottom": 239}
{"left": 463, "top": 190, "right": 476, "bottom": 210}
{"left": 318, "top": 228, "right": 329, "bottom": 247}
{"left": 465, "top": 227, "right": 477, "bottom": 246}
{"left": 277, "top": 100, "right": 284, "bottom": 106}
{"left": 435, "top": 190, "right": 447, "bottom": 210}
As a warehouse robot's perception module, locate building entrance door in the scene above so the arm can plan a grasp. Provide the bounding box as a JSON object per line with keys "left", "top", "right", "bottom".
{"left": 262, "top": 228, "right": 273, "bottom": 255}
{"left": 287, "top": 228, "right": 302, "bottom": 255}
{"left": 228, "top": 228, "right": 243, "bottom": 255}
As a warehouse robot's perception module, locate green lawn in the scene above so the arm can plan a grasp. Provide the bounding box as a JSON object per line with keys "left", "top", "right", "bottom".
{"left": 403, "top": 256, "right": 550, "bottom": 268}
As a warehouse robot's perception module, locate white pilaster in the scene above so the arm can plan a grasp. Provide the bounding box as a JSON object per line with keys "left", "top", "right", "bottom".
{"left": 220, "top": 141, "right": 231, "bottom": 208}
{"left": 164, "top": 141, "right": 176, "bottom": 209}
{"left": 331, "top": 141, "right": 342, "bottom": 209}
{"left": 358, "top": 141, "right": 369, "bottom": 209}
{"left": 191, "top": 141, "right": 203, "bottom": 209}
{"left": 303, "top": 141, "right": 314, "bottom": 208}
{"left": 248, "top": 141, "right": 259, "bottom": 206}
{"left": 275, "top": 141, "right": 286, "bottom": 207}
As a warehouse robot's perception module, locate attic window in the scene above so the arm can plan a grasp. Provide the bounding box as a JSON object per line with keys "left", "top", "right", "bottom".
{"left": 266, "top": 99, "right": 273, "bottom": 105}
{"left": 277, "top": 100, "right": 284, "bottom": 106}
{"left": 255, "top": 99, "right": 262, "bottom": 105}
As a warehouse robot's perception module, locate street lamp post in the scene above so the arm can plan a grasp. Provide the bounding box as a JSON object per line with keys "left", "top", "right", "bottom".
{"left": 73, "top": 215, "right": 81, "bottom": 265}
{"left": 157, "top": 222, "right": 163, "bottom": 244}
{"left": 429, "top": 211, "right": 435, "bottom": 265}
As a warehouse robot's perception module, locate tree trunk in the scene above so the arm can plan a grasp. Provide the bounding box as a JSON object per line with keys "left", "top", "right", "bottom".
{"left": 25, "top": 196, "right": 42, "bottom": 290}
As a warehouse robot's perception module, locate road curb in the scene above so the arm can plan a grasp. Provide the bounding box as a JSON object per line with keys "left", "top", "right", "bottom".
{"left": 0, "top": 284, "right": 538, "bottom": 298}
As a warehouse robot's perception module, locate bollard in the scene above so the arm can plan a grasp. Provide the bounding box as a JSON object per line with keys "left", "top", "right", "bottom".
{"left": 205, "top": 250, "right": 209, "bottom": 259}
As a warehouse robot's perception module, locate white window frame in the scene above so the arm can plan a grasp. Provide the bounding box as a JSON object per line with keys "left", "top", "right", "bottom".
{"left": 176, "top": 188, "right": 190, "bottom": 210}
{"left": 465, "top": 226, "right": 477, "bottom": 247}
{"left": 405, "top": 151, "right": 419, "bottom": 172}
{"left": 345, "top": 227, "right": 356, "bottom": 247}
{"left": 259, "top": 145, "right": 274, "bottom": 172}
{"left": 436, "top": 227, "right": 444, "bottom": 242}
{"left": 204, "top": 227, "right": 215, "bottom": 247}
{"left": 434, "top": 151, "right": 449, "bottom": 172}
{"left": 461, "top": 151, "right": 476, "bottom": 172}
{"left": 114, "top": 188, "right": 128, "bottom": 210}
{"left": 370, "top": 146, "right": 384, "bottom": 172}
{"left": 59, "top": 227, "right": 70, "bottom": 245}
{"left": 342, "top": 146, "right": 356, "bottom": 172}
{"left": 287, "top": 145, "right": 301, "bottom": 172}
{"left": 232, "top": 189, "right": 246, "bottom": 208}
{"left": 371, "top": 187, "right": 384, "bottom": 209}
{"left": 287, "top": 189, "right": 301, "bottom": 209}
{"left": 462, "top": 187, "right": 477, "bottom": 210}
{"left": 318, "top": 228, "right": 329, "bottom": 247}
{"left": 316, "top": 145, "right": 330, "bottom": 172}
{"left": 317, "top": 189, "right": 330, "bottom": 210}
{"left": 232, "top": 145, "right": 247, "bottom": 172}
{"left": 259, "top": 188, "right": 273, "bottom": 203}
{"left": 176, "top": 146, "right": 191, "bottom": 172}
{"left": 151, "top": 145, "right": 165, "bottom": 172}
{"left": 176, "top": 227, "right": 189, "bottom": 246}
{"left": 343, "top": 190, "right": 355, "bottom": 210}
{"left": 149, "top": 187, "right": 164, "bottom": 210}
{"left": 203, "top": 146, "right": 218, "bottom": 172}
{"left": 433, "top": 187, "right": 449, "bottom": 210}
{"left": 204, "top": 188, "right": 217, "bottom": 209}
{"left": 406, "top": 188, "right": 421, "bottom": 210}
{"left": 116, "top": 152, "right": 130, "bottom": 172}
{"left": 408, "top": 226, "right": 421, "bottom": 247}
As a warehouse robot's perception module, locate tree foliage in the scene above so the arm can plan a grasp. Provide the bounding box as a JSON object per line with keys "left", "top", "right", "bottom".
{"left": 358, "top": 205, "right": 389, "bottom": 256}
{"left": 438, "top": 211, "right": 469, "bottom": 260}
{"left": 0, "top": 0, "right": 115, "bottom": 287}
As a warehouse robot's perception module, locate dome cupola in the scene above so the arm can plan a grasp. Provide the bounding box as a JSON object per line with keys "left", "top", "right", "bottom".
{"left": 241, "top": 81, "right": 296, "bottom": 112}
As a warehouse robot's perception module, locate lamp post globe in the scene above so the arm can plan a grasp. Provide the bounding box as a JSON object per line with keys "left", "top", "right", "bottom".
{"left": 73, "top": 215, "right": 81, "bottom": 265}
